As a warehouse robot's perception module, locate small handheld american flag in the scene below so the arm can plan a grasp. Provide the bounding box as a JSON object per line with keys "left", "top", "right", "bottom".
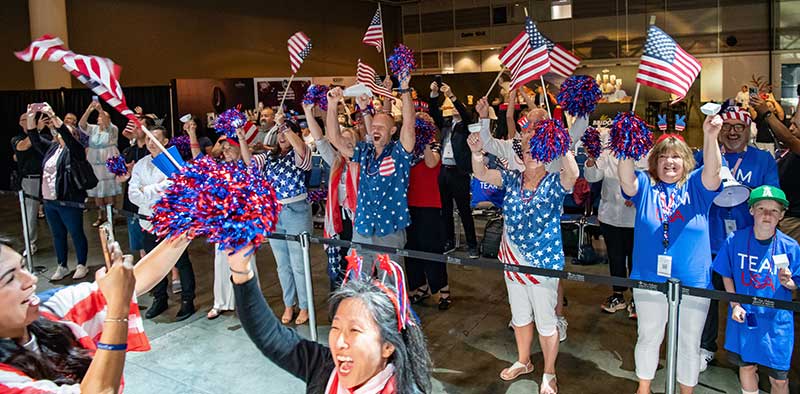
{"left": 635, "top": 26, "right": 701, "bottom": 103}
{"left": 499, "top": 17, "right": 551, "bottom": 91}
{"left": 357, "top": 60, "right": 393, "bottom": 98}
{"left": 288, "top": 32, "right": 312, "bottom": 74}
{"left": 362, "top": 6, "right": 384, "bottom": 52}
{"left": 541, "top": 34, "right": 580, "bottom": 78}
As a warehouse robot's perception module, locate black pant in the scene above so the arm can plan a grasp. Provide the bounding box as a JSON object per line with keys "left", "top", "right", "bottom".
{"left": 405, "top": 207, "right": 448, "bottom": 293}
{"left": 142, "top": 231, "right": 196, "bottom": 303}
{"left": 330, "top": 216, "right": 354, "bottom": 292}
{"left": 600, "top": 222, "right": 634, "bottom": 294}
{"left": 701, "top": 269, "right": 725, "bottom": 352}
{"left": 439, "top": 166, "right": 477, "bottom": 248}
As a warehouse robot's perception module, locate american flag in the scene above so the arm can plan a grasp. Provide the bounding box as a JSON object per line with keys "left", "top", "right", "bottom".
{"left": 357, "top": 59, "right": 393, "bottom": 98}
{"left": 541, "top": 34, "right": 581, "bottom": 77}
{"left": 362, "top": 6, "right": 384, "bottom": 51}
{"left": 288, "top": 32, "right": 312, "bottom": 74}
{"left": 499, "top": 17, "right": 551, "bottom": 91}
{"left": 15, "top": 35, "right": 138, "bottom": 123}
{"left": 517, "top": 115, "right": 529, "bottom": 131}
{"left": 635, "top": 26, "right": 701, "bottom": 102}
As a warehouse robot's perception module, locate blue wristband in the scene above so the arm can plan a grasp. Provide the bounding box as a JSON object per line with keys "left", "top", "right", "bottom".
{"left": 96, "top": 342, "right": 127, "bottom": 351}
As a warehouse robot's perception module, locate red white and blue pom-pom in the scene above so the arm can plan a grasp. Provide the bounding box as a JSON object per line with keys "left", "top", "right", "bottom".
{"left": 388, "top": 44, "right": 416, "bottom": 80}
{"left": 169, "top": 135, "right": 191, "bottom": 159}
{"left": 306, "top": 188, "right": 327, "bottom": 204}
{"left": 580, "top": 127, "right": 602, "bottom": 159}
{"left": 105, "top": 155, "right": 127, "bottom": 176}
{"left": 609, "top": 112, "right": 653, "bottom": 161}
{"left": 213, "top": 108, "right": 247, "bottom": 140}
{"left": 150, "top": 156, "right": 281, "bottom": 254}
{"left": 557, "top": 75, "right": 602, "bottom": 118}
{"left": 303, "top": 84, "right": 329, "bottom": 111}
{"left": 413, "top": 117, "right": 437, "bottom": 158}
{"left": 529, "top": 119, "right": 571, "bottom": 163}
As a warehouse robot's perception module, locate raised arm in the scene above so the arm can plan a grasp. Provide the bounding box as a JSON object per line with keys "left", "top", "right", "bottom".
{"left": 355, "top": 94, "right": 373, "bottom": 135}
{"left": 467, "top": 133, "right": 502, "bottom": 186}
{"left": 752, "top": 95, "right": 800, "bottom": 154}
{"left": 476, "top": 97, "right": 513, "bottom": 160}
{"left": 79, "top": 101, "right": 98, "bottom": 131}
{"left": 444, "top": 85, "right": 472, "bottom": 124}
{"left": 423, "top": 142, "right": 440, "bottom": 168}
{"left": 559, "top": 151, "right": 579, "bottom": 191}
{"left": 133, "top": 235, "right": 192, "bottom": 295}
{"left": 399, "top": 74, "right": 415, "bottom": 153}
{"left": 185, "top": 121, "right": 202, "bottom": 159}
{"left": 428, "top": 83, "right": 445, "bottom": 129}
{"left": 326, "top": 87, "right": 354, "bottom": 158}
{"left": 701, "top": 115, "right": 723, "bottom": 191}
{"left": 506, "top": 89, "right": 518, "bottom": 140}
{"left": 302, "top": 102, "right": 324, "bottom": 141}
{"left": 618, "top": 158, "right": 639, "bottom": 197}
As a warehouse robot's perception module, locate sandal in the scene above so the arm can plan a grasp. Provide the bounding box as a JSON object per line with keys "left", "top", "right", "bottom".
{"left": 207, "top": 308, "right": 221, "bottom": 320}
{"left": 295, "top": 309, "right": 309, "bottom": 325}
{"left": 409, "top": 287, "right": 430, "bottom": 305}
{"left": 438, "top": 290, "right": 452, "bottom": 310}
{"left": 91, "top": 217, "right": 106, "bottom": 228}
{"left": 540, "top": 373, "right": 557, "bottom": 394}
{"left": 500, "top": 360, "right": 534, "bottom": 381}
{"left": 281, "top": 307, "right": 294, "bottom": 324}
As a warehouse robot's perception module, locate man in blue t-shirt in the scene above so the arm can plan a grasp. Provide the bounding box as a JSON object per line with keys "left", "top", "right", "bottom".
{"left": 326, "top": 76, "right": 416, "bottom": 273}
{"left": 713, "top": 185, "right": 799, "bottom": 394}
{"left": 696, "top": 106, "right": 780, "bottom": 369}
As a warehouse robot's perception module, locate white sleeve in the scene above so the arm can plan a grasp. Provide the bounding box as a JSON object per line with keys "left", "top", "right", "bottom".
{"left": 128, "top": 162, "right": 169, "bottom": 208}
{"left": 479, "top": 118, "right": 515, "bottom": 160}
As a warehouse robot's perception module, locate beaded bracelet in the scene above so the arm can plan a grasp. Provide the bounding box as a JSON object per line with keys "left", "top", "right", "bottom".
{"left": 97, "top": 342, "right": 127, "bottom": 351}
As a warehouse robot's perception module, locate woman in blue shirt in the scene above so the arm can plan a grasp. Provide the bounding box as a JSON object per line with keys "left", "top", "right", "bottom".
{"left": 713, "top": 185, "right": 799, "bottom": 394}
{"left": 618, "top": 115, "right": 723, "bottom": 394}
{"left": 468, "top": 103, "right": 579, "bottom": 394}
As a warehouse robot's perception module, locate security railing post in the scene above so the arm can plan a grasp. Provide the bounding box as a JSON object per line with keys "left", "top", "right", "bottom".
{"left": 18, "top": 191, "right": 33, "bottom": 272}
{"left": 299, "top": 231, "right": 317, "bottom": 341}
{"left": 665, "top": 278, "right": 681, "bottom": 394}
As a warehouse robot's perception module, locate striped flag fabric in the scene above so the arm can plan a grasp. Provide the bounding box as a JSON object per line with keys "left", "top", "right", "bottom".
{"left": 362, "top": 6, "right": 384, "bottom": 51}
{"left": 288, "top": 31, "right": 312, "bottom": 74}
{"left": 635, "top": 26, "right": 701, "bottom": 102}
{"left": 541, "top": 35, "right": 581, "bottom": 77}
{"left": 357, "top": 59, "right": 393, "bottom": 98}
{"left": 517, "top": 115, "right": 529, "bottom": 131}
{"left": 15, "top": 35, "right": 138, "bottom": 123}
{"left": 499, "top": 17, "right": 551, "bottom": 91}
{"left": 379, "top": 156, "right": 396, "bottom": 176}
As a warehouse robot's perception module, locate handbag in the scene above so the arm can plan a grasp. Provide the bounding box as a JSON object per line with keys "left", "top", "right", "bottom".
{"left": 66, "top": 155, "right": 98, "bottom": 191}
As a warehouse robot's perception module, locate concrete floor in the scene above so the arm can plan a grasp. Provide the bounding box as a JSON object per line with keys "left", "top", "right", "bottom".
{"left": 2, "top": 193, "right": 798, "bottom": 394}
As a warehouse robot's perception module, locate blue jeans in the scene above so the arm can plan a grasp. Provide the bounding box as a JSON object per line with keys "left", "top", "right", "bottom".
{"left": 127, "top": 216, "right": 144, "bottom": 251}
{"left": 44, "top": 201, "right": 88, "bottom": 267}
{"left": 271, "top": 200, "right": 312, "bottom": 309}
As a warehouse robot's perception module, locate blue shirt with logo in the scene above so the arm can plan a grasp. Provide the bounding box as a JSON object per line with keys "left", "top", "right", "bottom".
{"left": 713, "top": 228, "right": 800, "bottom": 371}
{"left": 624, "top": 169, "right": 720, "bottom": 287}
{"left": 501, "top": 171, "right": 568, "bottom": 270}
{"left": 471, "top": 178, "right": 506, "bottom": 208}
{"left": 351, "top": 140, "right": 412, "bottom": 237}
{"left": 695, "top": 148, "right": 779, "bottom": 254}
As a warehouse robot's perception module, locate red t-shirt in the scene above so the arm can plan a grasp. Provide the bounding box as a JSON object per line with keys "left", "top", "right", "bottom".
{"left": 407, "top": 161, "right": 442, "bottom": 208}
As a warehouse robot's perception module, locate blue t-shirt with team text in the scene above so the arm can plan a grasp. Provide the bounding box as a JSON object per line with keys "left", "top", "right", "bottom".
{"left": 351, "top": 140, "right": 412, "bottom": 237}
{"left": 695, "top": 148, "right": 779, "bottom": 254}
{"left": 624, "top": 169, "right": 721, "bottom": 287}
{"left": 713, "top": 228, "right": 800, "bottom": 371}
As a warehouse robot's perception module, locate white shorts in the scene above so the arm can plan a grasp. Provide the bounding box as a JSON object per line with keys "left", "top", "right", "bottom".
{"left": 505, "top": 276, "right": 559, "bottom": 336}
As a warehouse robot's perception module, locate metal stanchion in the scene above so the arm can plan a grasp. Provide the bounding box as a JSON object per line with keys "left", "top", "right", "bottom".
{"left": 664, "top": 278, "right": 681, "bottom": 394}
{"left": 299, "top": 231, "right": 317, "bottom": 341}
{"left": 18, "top": 191, "right": 33, "bottom": 272}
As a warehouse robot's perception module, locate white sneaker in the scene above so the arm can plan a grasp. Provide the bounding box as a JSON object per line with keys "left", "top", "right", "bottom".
{"left": 50, "top": 266, "right": 70, "bottom": 281}
{"left": 556, "top": 316, "right": 568, "bottom": 342}
{"left": 72, "top": 265, "right": 89, "bottom": 280}
{"left": 699, "top": 348, "right": 715, "bottom": 372}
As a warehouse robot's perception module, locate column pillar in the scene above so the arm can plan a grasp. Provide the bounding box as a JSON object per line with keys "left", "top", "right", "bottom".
{"left": 28, "top": 0, "right": 71, "bottom": 89}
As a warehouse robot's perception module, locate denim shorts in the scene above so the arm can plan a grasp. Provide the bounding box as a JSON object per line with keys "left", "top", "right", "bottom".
{"left": 127, "top": 216, "right": 144, "bottom": 251}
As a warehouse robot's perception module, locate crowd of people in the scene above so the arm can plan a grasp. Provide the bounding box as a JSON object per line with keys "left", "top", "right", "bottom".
{"left": 4, "top": 69, "right": 800, "bottom": 394}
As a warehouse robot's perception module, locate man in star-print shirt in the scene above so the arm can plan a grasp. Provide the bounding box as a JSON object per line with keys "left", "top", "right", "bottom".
{"left": 326, "top": 74, "right": 416, "bottom": 273}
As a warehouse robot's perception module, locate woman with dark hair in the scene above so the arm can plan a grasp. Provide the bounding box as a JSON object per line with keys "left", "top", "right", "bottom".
{"left": 618, "top": 115, "right": 723, "bottom": 394}
{"left": 0, "top": 233, "right": 193, "bottom": 392}
{"left": 239, "top": 113, "right": 312, "bottom": 325}
{"left": 227, "top": 245, "right": 432, "bottom": 394}
{"left": 24, "top": 105, "right": 91, "bottom": 282}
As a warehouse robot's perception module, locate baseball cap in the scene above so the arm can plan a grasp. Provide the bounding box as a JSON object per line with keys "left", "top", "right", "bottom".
{"left": 748, "top": 185, "right": 789, "bottom": 208}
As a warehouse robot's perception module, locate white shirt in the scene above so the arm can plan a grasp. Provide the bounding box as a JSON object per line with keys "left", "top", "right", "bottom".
{"left": 583, "top": 146, "right": 648, "bottom": 228}
{"left": 128, "top": 155, "right": 171, "bottom": 230}
{"left": 41, "top": 147, "right": 62, "bottom": 201}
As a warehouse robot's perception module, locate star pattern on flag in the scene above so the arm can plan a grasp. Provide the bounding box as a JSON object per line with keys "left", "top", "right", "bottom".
{"left": 526, "top": 20, "right": 548, "bottom": 50}
{"left": 263, "top": 151, "right": 308, "bottom": 200}
{"left": 643, "top": 29, "right": 677, "bottom": 63}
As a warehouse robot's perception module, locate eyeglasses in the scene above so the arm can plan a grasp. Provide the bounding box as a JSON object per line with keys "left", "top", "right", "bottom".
{"left": 721, "top": 124, "right": 746, "bottom": 132}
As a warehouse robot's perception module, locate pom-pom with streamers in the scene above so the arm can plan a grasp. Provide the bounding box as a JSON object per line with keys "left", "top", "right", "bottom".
{"left": 528, "top": 119, "right": 571, "bottom": 163}
{"left": 609, "top": 112, "right": 653, "bottom": 161}
{"left": 169, "top": 135, "right": 191, "bottom": 159}
{"left": 213, "top": 108, "right": 247, "bottom": 140}
{"left": 413, "top": 117, "right": 437, "bottom": 158}
{"left": 105, "top": 155, "right": 127, "bottom": 176}
{"left": 150, "top": 156, "right": 281, "bottom": 254}
{"left": 557, "top": 75, "right": 602, "bottom": 118}
{"left": 388, "top": 44, "right": 416, "bottom": 80}
{"left": 303, "top": 84, "right": 329, "bottom": 111}
{"left": 580, "top": 127, "right": 602, "bottom": 159}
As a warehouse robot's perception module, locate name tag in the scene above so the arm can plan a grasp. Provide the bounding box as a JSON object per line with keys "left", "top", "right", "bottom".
{"left": 724, "top": 219, "right": 737, "bottom": 235}
{"left": 443, "top": 142, "right": 454, "bottom": 160}
{"left": 657, "top": 254, "right": 672, "bottom": 277}
{"left": 774, "top": 254, "right": 790, "bottom": 271}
